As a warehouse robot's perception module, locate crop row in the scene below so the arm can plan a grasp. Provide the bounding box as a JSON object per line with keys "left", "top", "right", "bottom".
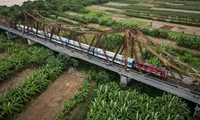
{"left": 169, "top": 0, "right": 200, "bottom": 6}
{"left": 0, "top": 0, "right": 120, "bottom": 20}
{"left": 87, "top": 82, "right": 190, "bottom": 120}
{"left": 60, "top": 13, "right": 169, "bottom": 39}
{"left": 176, "top": 34, "right": 200, "bottom": 51}
{"left": 0, "top": 53, "right": 74, "bottom": 119}
{"left": 57, "top": 70, "right": 111, "bottom": 120}
{"left": 115, "top": 0, "right": 139, "bottom": 4}
{"left": 162, "top": 45, "right": 200, "bottom": 69}
{"left": 156, "top": 3, "right": 200, "bottom": 11}
{"left": 125, "top": 9, "right": 200, "bottom": 27}
{"left": 0, "top": 41, "right": 53, "bottom": 81}
{"left": 102, "top": 4, "right": 200, "bottom": 27}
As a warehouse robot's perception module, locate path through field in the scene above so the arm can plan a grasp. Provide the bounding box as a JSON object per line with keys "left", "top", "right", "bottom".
{"left": 15, "top": 68, "right": 84, "bottom": 120}
{"left": 0, "top": 53, "right": 8, "bottom": 59}
{"left": 151, "top": 7, "right": 200, "bottom": 14}
{"left": 0, "top": 67, "right": 36, "bottom": 94}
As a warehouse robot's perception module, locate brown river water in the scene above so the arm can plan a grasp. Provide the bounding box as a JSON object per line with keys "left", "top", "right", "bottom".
{"left": 0, "top": 0, "right": 32, "bottom": 6}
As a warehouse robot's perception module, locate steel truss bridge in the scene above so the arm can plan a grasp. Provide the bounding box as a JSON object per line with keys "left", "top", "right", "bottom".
{"left": 0, "top": 11, "right": 200, "bottom": 112}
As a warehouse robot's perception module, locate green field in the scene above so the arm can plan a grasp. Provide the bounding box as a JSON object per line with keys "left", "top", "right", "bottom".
{"left": 0, "top": 0, "right": 200, "bottom": 119}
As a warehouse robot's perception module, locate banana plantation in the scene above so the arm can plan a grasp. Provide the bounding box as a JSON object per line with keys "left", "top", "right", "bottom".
{"left": 0, "top": 35, "right": 193, "bottom": 119}
{"left": 1, "top": 0, "right": 200, "bottom": 119}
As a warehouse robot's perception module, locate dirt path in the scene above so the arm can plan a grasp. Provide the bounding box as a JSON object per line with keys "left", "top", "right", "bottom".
{"left": 87, "top": 23, "right": 111, "bottom": 30}
{"left": 65, "top": 11, "right": 78, "bottom": 16}
{"left": 0, "top": 53, "right": 8, "bottom": 59}
{"left": 89, "top": 5, "right": 124, "bottom": 12}
{"left": 15, "top": 68, "right": 85, "bottom": 120}
{"left": 58, "top": 17, "right": 79, "bottom": 24}
{"left": 0, "top": 67, "right": 36, "bottom": 94}
{"left": 105, "top": 2, "right": 129, "bottom": 6}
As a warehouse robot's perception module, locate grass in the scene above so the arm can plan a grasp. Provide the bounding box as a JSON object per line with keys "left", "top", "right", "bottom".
{"left": 101, "top": 2, "right": 200, "bottom": 27}
{"left": 85, "top": 6, "right": 148, "bottom": 27}
{"left": 156, "top": 3, "right": 200, "bottom": 11}
{"left": 78, "top": 7, "right": 112, "bottom": 19}
{"left": 167, "top": 30, "right": 183, "bottom": 38}
{"left": 120, "top": 19, "right": 148, "bottom": 27}
{"left": 99, "top": 25, "right": 109, "bottom": 29}
{"left": 84, "top": 34, "right": 95, "bottom": 44}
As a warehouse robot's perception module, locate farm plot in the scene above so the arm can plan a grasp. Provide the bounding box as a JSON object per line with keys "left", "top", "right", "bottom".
{"left": 54, "top": 67, "right": 194, "bottom": 120}
{"left": 90, "top": 5, "right": 200, "bottom": 36}
{"left": 63, "top": 10, "right": 200, "bottom": 52}
{"left": 0, "top": 53, "right": 8, "bottom": 59}
{"left": 87, "top": 82, "right": 190, "bottom": 120}
{"left": 155, "top": 1, "right": 200, "bottom": 11}
{"left": 103, "top": 3, "right": 200, "bottom": 27}
{"left": 0, "top": 46, "right": 53, "bottom": 82}
{"left": 0, "top": 39, "right": 78, "bottom": 119}
{"left": 0, "top": 67, "right": 36, "bottom": 94}
{"left": 16, "top": 68, "right": 84, "bottom": 120}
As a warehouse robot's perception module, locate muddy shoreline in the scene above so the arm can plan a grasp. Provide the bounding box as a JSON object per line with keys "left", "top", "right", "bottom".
{"left": 0, "top": 0, "right": 32, "bottom": 6}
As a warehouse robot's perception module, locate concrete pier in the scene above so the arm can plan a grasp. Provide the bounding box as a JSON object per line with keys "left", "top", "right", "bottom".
{"left": 27, "top": 39, "right": 36, "bottom": 45}
{"left": 120, "top": 75, "right": 130, "bottom": 87}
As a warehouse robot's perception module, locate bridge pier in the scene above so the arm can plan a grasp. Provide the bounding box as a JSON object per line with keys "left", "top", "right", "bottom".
{"left": 193, "top": 104, "right": 200, "bottom": 118}
{"left": 120, "top": 75, "right": 131, "bottom": 87}
{"left": 27, "top": 39, "right": 36, "bottom": 45}
{"left": 5, "top": 31, "right": 18, "bottom": 40}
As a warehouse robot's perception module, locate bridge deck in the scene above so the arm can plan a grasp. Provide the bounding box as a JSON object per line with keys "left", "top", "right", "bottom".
{"left": 0, "top": 25, "right": 200, "bottom": 105}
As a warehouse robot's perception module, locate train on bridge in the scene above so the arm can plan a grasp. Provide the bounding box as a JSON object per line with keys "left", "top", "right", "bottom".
{"left": 16, "top": 25, "right": 169, "bottom": 80}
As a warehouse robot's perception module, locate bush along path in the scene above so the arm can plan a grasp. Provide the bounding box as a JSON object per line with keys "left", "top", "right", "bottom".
{"left": 56, "top": 70, "right": 115, "bottom": 120}
{"left": 0, "top": 54, "right": 74, "bottom": 119}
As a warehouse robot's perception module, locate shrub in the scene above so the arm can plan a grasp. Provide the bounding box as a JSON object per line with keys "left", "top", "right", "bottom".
{"left": 176, "top": 34, "right": 200, "bottom": 50}
{"left": 150, "top": 29, "right": 169, "bottom": 39}
{"left": 0, "top": 55, "right": 71, "bottom": 119}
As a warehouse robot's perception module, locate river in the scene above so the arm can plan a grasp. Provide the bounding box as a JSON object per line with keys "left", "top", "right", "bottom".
{"left": 0, "top": 0, "right": 32, "bottom": 6}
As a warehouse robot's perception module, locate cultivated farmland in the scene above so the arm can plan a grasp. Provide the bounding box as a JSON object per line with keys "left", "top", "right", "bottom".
{"left": 0, "top": 0, "right": 200, "bottom": 120}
